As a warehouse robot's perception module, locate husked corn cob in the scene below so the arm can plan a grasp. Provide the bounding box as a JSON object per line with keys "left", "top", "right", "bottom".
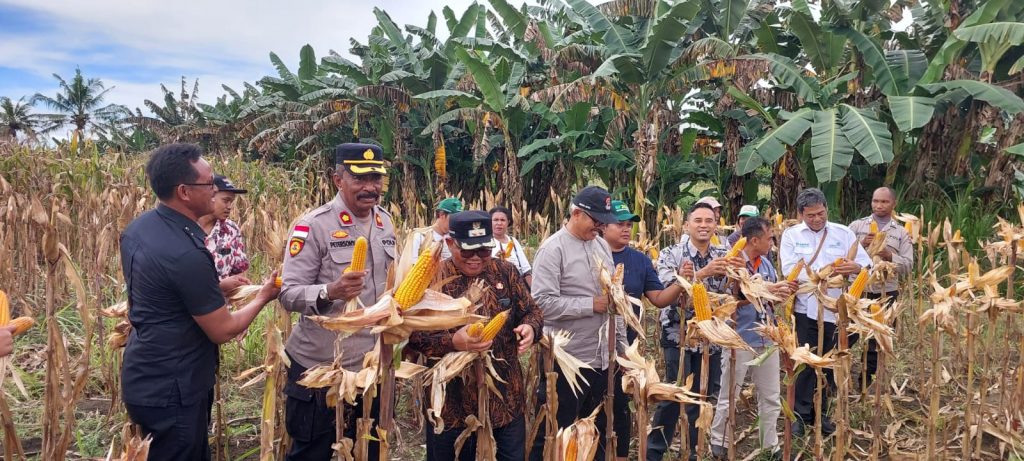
{"left": 869, "top": 221, "right": 879, "bottom": 235}
{"left": 8, "top": 316, "right": 33, "bottom": 336}
{"left": 692, "top": 282, "right": 712, "bottom": 321}
{"left": 394, "top": 243, "right": 440, "bottom": 310}
{"left": 904, "top": 221, "right": 913, "bottom": 235}
{"left": 480, "top": 310, "right": 509, "bottom": 341}
{"left": 719, "top": 217, "right": 726, "bottom": 227}
{"left": 786, "top": 260, "right": 806, "bottom": 281}
{"left": 952, "top": 229, "right": 962, "bottom": 241}
{"left": 274, "top": 276, "right": 282, "bottom": 288}
{"left": 344, "top": 237, "right": 368, "bottom": 273}
{"left": 710, "top": 234, "right": 721, "bottom": 246}
{"left": 565, "top": 435, "right": 578, "bottom": 461}
{"left": 434, "top": 141, "right": 447, "bottom": 179}
{"left": 467, "top": 321, "right": 485, "bottom": 338}
{"left": 648, "top": 247, "right": 659, "bottom": 261}
{"left": 869, "top": 303, "right": 884, "bottom": 323}
{"left": 0, "top": 289, "right": 9, "bottom": 326}
{"left": 502, "top": 240, "right": 514, "bottom": 260}
{"left": 848, "top": 268, "right": 869, "bottom": 298}
{"left": 774, "top": 213, "right": 783, "bottom": 226}
{"left": 725, "top": 237, "right": 747, "bottom": 258}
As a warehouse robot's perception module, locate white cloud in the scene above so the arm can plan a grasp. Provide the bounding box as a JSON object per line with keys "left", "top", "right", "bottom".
{"left": 0, "top": 0, "right": 483, "bottom": 107}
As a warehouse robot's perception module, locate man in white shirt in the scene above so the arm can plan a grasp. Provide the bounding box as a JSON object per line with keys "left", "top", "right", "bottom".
{"left": 778, "top": 188, "right": 871, "bottom": 437}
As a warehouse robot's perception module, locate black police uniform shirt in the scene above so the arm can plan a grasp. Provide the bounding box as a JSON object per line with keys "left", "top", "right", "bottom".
{"left": 119, "top": 204, "right": 225, "bottom": 407}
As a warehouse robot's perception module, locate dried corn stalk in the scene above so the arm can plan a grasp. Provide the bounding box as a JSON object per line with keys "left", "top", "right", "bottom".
{"left": 595, "top": 258, "right": 643, "bottom": 339}
{"left": 754, "top": 323, "right": 835, "bottom": 369}
{"left": 543, "top": 330, "right": 594, "bottom": 397}
{"left": 693, "top": 318, "right": 754, "bottom": 352}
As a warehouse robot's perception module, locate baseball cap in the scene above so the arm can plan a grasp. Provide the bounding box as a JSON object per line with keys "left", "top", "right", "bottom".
{"left": 571, "top": 186, "right": 618, "bottom": 224}
{"left": 437, "top": 198, "right": 464, "bottom": 214}
{"left": 696, "top": 196, "right": 722, "bottom": 209}
{"left": 611, "top": 200, "right": 641, "bottom": 222}
{"left": 213, "top": 175, "right": 247, "bottom": 194}
{"left": 738, "top": 205, "right": 759, "bottom": 217}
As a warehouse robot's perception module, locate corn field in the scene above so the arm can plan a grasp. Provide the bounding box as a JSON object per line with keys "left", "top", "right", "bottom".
{"left": 1, "top": 143, "right": 1023, "bottom": 459}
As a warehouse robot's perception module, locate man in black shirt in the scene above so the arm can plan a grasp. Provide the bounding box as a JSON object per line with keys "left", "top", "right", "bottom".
{"left": 119, "top": 143, "right": 280, "bottom": 461}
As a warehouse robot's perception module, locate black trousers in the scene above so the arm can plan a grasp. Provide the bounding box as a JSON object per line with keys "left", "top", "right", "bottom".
{"left": 124, "top": 388, "right": 213, "bottom": 461}
{"left": 529, "top": 359, "right": 622, "bottom": 461}
{"left": 860, "top": 291, "right": 898, "bottom": 388}
{"left": 793, "top": 312, "right": 861, "bottom": 424}
{"left": 284, "top": 354, "right": 380, "bottom": 461}
{"left": 646, "top": 347, "right": 722, "bottom": 461}
{"left": 425, "top": 414, "right": 527, "bottom": 461}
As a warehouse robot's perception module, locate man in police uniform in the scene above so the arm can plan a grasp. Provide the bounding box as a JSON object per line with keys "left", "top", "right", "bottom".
{"left": 848, "top": 186, "right": 913, "bottom": 387}
{"left": 278, "top": 143, "right": 397, "bottom": 460}
{"left": 120, "top": 143, "right": 280, "bottom": 460}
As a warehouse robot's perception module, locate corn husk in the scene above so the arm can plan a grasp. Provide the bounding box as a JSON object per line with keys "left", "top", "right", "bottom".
{"left": 693, "top": 318, "right": 754, "bottom": 352}
{"left": 425, "top": 351, "right": 478, "bottom": 433}
{"left": 542, "top": 330, "right": 594, "bottom": 397}
{"left": 595, "top": 257, "right": 643, "bottom": 339}
{"left": 297, "top": 347, "right": 426, "bottom": 408}
{"left": 617, "top": 340, "right": 710, "bottom": 407}
{"left": 754, "top": 323, "right": 835, "bottom": 369}
{"left": 309, "top": 280, "right": 487, "bottom": 345}
{"left": 725, "top": 266, "right": 783, "bottom": 313}
{"left": 839, "top": 293, "right": 895, "bottom": 353}
{"left": 918, "top": 274, "right": 963, "bottom": 335}
{"left": 866, "top": 231, "right": 889, "bottom": 257}
{"left": 105, "top": 433, "right": 152, "bottom": 461}
{"left": 556, "top": 406, "right": 602, "bottom": 461}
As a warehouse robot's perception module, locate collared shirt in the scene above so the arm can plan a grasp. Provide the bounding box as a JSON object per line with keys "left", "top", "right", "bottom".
{"left": 655, "top": 238, "right": 729, "bottom": 350}
{"left": 735, "top": 253, "right": 779, "bottom": 348}
{"left": 491, "top": 235, "right": 532, "bottom": 277}
{"left": 119, "top": 204, "right": 225, "bottom": 407}
{"left": 204, "top": 218, "right": 249, "bottom": 279}
{"left": 848, "top": 215, "right": 914, "bottom": 293}
{"left": 531, "top": 227, "right": 625, "bottom": 369}
{"left": 408, "top": 259, "right": 543, "bottom": 430}
{"left": 411, "top": 228, "right": 452, "bottom": 260}
{"left": 278, "top": 194, "right": 397, "bottom": 370}
{"left": 779, "top": 221, "right": 872, "bottom": 324}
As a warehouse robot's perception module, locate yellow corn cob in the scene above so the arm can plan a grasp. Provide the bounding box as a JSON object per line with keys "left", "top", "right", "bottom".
{"left": 434, "top": 141, "right": 447, "bottom": 180}
{"left": 344, "top": 237, "right": 368, "bottom": 273}
{"left": 725, "top": 237, "right": 747, "bottom": 258}
{"left": 720, "top": 217, "right": 726, "bottom": 226}
{"left": 274, "top": 276, "right": 282, "bottom": 288}
{"left": 394, "top": 243, "right": 440, "bottom": 310}
{"left": 648, "top": 247, "right": 659, "bottom": 261}
{"left": 467, "top": 321, "right": 485, "bottom": 338}
{"left": 848, "top": 268, "right": 869, "bottom": 298}
{"left": 710, "top": 234, "right": 721, "bottom": 246}
{"left": 692, "top": 282, "right": 712, "bottom": 321}
{"left": 565, "top": 436, "right": 578, "bottom": 461}
{"left": 968, "top": 260, "right": 980, "bottom": 286}
{"left": 480, "top": 310, "right": 509, "bottom": 341}
{"left": 869, "top": 221, "right": 879, "bottom": 235}
{"left": 8, "top": 316, "right": 33, "bottom": 336}
{"left": 869, "top": 303, "right": 884, "bottom": 323}
{"left": 774, "top": 213, "right": 783, "bottom": 226}
{"left": 502, "top": 240, "right": 514, "bottom": 259}
{"left": 904, "top": 221, "right": 913, "bottom": 235}
{"left": 519, "top": 86, "right": 531, "bottom": 97}
{"left": 786, "top": 260, "right": 806, "bottom": 282}
{"left": 0, "top": 289, "right": 9, "bottom": 327}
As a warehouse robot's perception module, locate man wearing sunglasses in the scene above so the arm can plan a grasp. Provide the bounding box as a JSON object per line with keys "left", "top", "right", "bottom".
{"left": 409, "top": 210, "right": 542, "bottom": 460}
{"left": 529, "top": 185, "right": 625, "bottom": 461}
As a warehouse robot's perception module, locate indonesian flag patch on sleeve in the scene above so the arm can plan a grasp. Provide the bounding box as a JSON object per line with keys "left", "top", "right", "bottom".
{"left": 289, "top": 225, "right": 310, "bottom": 256}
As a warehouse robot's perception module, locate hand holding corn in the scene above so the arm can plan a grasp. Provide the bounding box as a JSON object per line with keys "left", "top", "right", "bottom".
{"left": 219, "top": 273, "right": 251, "bottom": 296}
{"left": 453, "top": 324, "right": 493, "bottom": 352}
{"left": 257, "top": 270, "right": 282, "bottom": 304}
{"left": 769, "top": 280, "right": 799, "bottom": 298}
{"left": 0, "top": 325, "right": 15, "bottom": 358}
{"left": 591, "top": 294, "right": 610, "bottom": 314}
{"left": 678, "top": 260, "right": 695, "bottom": 281}
{"left": 834, "top": 260, "right": 862, "bottom": 276}
{"left": 326, "top": 269, "right": 366, "bottom": 302}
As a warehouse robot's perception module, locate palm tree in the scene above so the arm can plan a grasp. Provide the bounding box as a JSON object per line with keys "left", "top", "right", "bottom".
{"left": 32, "top": 68, "right": 128, "bottom": 138}
{"left": 0, "top": 96, "right": 50, "bottom": 142}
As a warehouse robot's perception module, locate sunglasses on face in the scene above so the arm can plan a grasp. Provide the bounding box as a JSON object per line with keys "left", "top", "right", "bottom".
{"left": 459, "top": 247, "right": 493, "bottom": 259}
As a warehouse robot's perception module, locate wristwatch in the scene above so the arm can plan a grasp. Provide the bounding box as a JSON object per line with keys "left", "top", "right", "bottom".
{"left": 318, "top": 285, "right": 330, "bottom": 302}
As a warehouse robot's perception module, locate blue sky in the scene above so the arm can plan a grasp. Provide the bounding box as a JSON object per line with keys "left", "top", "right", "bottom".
{"left": 0, "top": 0, "right": 480, "bottom": 112}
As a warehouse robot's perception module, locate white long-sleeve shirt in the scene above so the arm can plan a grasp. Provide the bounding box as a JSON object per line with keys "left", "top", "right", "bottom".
{"left": 779, "top": 221, "right": 872, "bottom": 324}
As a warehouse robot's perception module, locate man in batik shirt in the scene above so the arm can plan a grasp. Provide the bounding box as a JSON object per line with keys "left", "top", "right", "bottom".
{"left": 198, "top": 175, "right": 250, "bottom": 293}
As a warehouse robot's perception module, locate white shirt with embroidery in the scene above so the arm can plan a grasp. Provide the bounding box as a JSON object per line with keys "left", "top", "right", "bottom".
{"left": 779, "top": 221, "right": 872, "bottom": 324}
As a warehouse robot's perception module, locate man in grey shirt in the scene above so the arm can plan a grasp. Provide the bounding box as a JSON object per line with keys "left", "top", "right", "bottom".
{"left": 529, "top": 185, "right": 625, "bottom": 461}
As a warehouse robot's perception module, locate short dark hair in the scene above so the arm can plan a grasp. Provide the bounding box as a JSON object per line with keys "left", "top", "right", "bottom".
{"left": 146, "top": 143, "right": 204, "bottom": 200}
{"left": 741, "top": 216, "right": 771, "bottom": 239}
{"left": 488, "top": 206, "right": 513, "bottom": 227}
{"left": 687, "top": 202, "right": 715, "bottom": 220}
{"left": 796, "top": 188, "right": 827, "bottom": 213}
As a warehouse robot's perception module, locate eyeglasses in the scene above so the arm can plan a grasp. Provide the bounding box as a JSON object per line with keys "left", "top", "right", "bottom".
{"left": 583, "top": 212, "right": 606, "bottom": 227}
{"left": 182, "top": 182, "right": 216, "bottom": 189}
{"left": 458, "top": 247, "right": 493, "bottom": 259}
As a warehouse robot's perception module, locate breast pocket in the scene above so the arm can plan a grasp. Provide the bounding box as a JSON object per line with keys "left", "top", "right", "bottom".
{"left": 382, "top": 242, "right": 397, "bottom": 263}
{"left": 328, "top": 246, "right": 353, "bottom": 266}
